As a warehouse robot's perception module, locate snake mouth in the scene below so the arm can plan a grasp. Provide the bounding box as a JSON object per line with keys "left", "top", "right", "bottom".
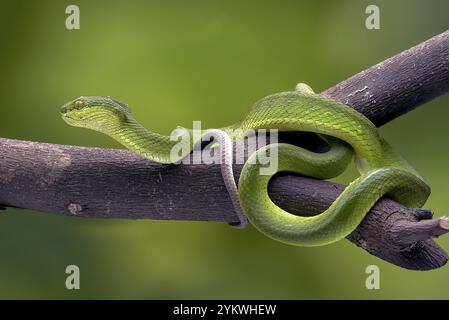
{"left": 61, "top": 108, "right": 79, "bottom": 116}
{"left": 60, "top": 112, "right": 77, "bottom": 125}
{"left": 60, "top": 102, "right": 88, "bottom": 126}
{"left": 60, "top": 109, "right": 78, "bottom": 122}
{"left": 60, "top": 102, "right": 76, "bottom": 116}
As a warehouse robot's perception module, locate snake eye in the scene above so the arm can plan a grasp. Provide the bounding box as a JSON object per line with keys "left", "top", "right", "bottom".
{"left": 74, "top": 100, "right": 85, "bottom": 109}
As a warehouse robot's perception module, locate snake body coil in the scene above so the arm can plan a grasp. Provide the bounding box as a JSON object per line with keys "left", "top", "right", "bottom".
{"left": 61, "top": 84, "right": 430, "bottom": 246}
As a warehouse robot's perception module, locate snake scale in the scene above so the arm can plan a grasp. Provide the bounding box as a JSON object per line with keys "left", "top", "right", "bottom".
{"left": 61, "top": 83, "right": 430, "bottom": 246}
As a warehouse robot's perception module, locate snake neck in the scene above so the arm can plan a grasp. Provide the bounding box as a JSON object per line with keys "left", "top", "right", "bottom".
{"left": 104, "top": 115, "right": 182, "bottom": 163}
{"left": 101, "top": 114, "right": 243, "bottom": 164}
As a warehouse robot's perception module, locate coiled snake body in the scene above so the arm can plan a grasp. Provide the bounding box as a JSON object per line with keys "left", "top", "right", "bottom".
{"left": 61, "top": 83, "right": 430, "bottom": 246}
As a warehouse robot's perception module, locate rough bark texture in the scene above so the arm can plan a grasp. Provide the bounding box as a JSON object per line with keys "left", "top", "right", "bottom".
{"left": 322, "top": 31, "right": 449, "bottom": 126}
{"left": 1, "top": 30, "right": 449, "bottom": 270}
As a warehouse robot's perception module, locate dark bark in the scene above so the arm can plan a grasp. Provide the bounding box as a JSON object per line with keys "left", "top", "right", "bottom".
{"left": 322, "top": 31, "right": 449, "bottom": 127}
{"left": 1, "top": 30, "right": 449, "bottom": 270}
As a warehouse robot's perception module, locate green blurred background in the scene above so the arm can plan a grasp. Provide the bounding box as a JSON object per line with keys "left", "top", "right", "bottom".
{"left": 0, "top": 0, "right": 448, "bottom": 299}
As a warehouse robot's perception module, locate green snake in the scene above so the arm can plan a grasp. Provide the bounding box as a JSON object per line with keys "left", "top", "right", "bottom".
{"left": 61, "top": 83, "right": 430, "bottom": 246}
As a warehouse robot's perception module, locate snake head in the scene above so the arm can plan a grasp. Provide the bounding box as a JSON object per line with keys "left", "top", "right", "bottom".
{"left": 61, "top": 96, "right": 131, "bottom": 130}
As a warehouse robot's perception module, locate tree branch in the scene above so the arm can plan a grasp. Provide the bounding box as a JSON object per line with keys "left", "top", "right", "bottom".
{"left": 1, "top": 30, "right": 449, "bottom": 270}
